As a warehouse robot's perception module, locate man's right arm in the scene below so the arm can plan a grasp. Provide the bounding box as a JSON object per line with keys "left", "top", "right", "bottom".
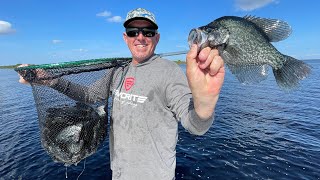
{"left": 54, "top": 73, "right": 113, "bottom": 103}
{"left": 18, "top": 64, "right": 111, "bottom": 103}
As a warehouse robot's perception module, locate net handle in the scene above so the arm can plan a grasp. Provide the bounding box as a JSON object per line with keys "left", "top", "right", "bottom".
{"left": 14, "top": 50, "right": 189, "bottom": 71}
{"left": 14, "top": 57, "right": 131, "bottom": 71}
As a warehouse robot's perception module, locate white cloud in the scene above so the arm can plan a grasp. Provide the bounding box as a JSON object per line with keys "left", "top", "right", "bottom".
{"left": 96, "top": 11, "right": 112, "bottom": 17}
{"left": 72, "top": 48, "right": 88, "bottom": 52}
{"left": 235, "top": 0, "right": 277, "bottom": 11}
{"left": 96, "top": 10, "right": 123, "bottom": 23}
{"left": 0, "top": 20, "right": 16, "bottom": 35}
{"left": 52, "top": 39, "right": 62, "bottom": 44}
{"left": 107, "top": 16, "right": 123, "bottom": 23}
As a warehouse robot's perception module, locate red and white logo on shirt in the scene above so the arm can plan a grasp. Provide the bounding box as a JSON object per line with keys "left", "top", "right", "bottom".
{"left": 125, "top": 77, "right": 135, "bottom": 91}
{"left": 114, "top": 76, "right": 147, "bottom": 106}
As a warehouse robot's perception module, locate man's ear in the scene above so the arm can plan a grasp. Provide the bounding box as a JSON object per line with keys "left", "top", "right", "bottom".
{"left": 155, "top": 33, "right": 160, "bottom": 44}
{"left": 123, "top": 32, "right": 128, "bottom": 44}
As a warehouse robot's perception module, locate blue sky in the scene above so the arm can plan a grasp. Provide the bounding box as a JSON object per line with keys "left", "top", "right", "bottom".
{"left": 1, "top": 0, "right": 319, "bottom": 65}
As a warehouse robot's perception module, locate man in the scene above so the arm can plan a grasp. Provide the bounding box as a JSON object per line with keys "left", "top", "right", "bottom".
{"left": 19, "top": 7, "right": 225, "bottom": 180}
{"left": 109, "top": 8, "right": 224, "bottom": 179}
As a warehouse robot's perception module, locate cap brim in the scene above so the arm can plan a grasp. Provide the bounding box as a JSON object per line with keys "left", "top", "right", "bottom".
{"left": 123, "top": 17, "right": 158, "bottom": 29}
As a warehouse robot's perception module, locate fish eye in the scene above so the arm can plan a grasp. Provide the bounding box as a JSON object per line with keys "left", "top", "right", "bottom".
{"left": 188, "top": 29, "right": 200, "bottom": 48}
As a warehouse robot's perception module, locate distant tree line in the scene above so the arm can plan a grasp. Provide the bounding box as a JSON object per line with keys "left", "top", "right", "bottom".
{"left": 174, "top": 60, "right": 186, "bottom": 65}
{"left": 0, "top": 64, "right": 22, "bottom": 69}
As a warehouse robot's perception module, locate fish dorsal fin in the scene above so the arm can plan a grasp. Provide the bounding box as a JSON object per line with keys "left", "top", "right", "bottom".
{"left": 244, "top": 15, "right": 292, "bottom": 42}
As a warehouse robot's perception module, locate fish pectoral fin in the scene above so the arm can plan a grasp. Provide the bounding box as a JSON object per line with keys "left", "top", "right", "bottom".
{"left": 221, "top": 45, "right": 242, "bottom": 65}
{"left": 227, "top": 64, "right": 270, "bottom": 84}
{"left": 244, "top": 15, "right": 292, "bottom": 42}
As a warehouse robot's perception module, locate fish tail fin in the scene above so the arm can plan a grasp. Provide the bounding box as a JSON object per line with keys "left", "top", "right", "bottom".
{"left": 273, "top": 55, "right": 311, "bottom": 90}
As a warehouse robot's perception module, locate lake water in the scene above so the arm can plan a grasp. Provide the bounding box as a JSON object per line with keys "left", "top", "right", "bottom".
{"left": 0, "top": 60, "right": 319, "bottom": 179}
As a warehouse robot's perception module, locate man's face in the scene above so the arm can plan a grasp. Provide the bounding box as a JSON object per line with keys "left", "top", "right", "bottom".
{"left": 123, "top": 20, "right": 160, "bottom": 64}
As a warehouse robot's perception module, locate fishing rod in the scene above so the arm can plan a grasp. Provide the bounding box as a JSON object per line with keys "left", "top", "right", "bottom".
{"left": 158, "top": 50, "right": 188, "bottom": 57}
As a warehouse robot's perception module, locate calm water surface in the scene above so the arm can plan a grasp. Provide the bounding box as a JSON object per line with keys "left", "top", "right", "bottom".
{"left": 0, "top": 60, "right": 319, "bottom": 179}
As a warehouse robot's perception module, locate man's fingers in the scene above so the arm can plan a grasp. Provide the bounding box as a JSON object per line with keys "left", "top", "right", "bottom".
{"left": 187, "top": 46, "right": 224, "bottom": 77}
{"left": 198, "top": 48, "right": 219, "bottom": 70}
{"left": 209, "top": 55, "right": 224, "bottom": 76}
{"left": 198, "top": 47, "right": 212, "bottom": 61}
{"left": 17, "top": 64, "right": 30, "bottom": 84}
{"left": 186, "top": 44, "right": 200, "bottom": 75}
{"left": 18, "top": 64, "right": 29, "bottom": 68}
{"left": 19, "top": 76, "right": 29, "bottom": 84}
{"left": 186, "top": 44, "right": 198, "bottom": 64}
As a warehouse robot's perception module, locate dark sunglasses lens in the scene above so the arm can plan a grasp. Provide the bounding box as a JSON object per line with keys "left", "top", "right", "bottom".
{"left": 126, "top": 30, "right": 139, "bottom": 37}
{"left": 142, "top": 30, "right": 156, "bottom": 37}
{"left": 126, "top": 28, "right": 156, "bottom": 37}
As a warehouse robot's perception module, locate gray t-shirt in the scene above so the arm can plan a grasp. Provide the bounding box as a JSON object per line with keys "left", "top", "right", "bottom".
{"left": 51, "top": 54, "right": 214, "bottom": 180}
{"left": 109, "top": 55, "right": 213, "bottom": 180}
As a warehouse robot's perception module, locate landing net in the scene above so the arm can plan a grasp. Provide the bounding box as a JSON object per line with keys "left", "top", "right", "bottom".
{"left": 14, "top": 57, "right": 131, "bottom": 166}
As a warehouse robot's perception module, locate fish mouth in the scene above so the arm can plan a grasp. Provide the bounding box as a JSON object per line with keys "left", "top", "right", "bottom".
{"left": 188, "top": 28, "right": 208, "bottom": 49}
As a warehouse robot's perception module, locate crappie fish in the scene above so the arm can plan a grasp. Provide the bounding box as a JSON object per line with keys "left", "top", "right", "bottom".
{"left": 188, "top": 16, "right": 311, "bottom": 90}
{"left": 42, "top": 102, "right": 107, "bottom": 166}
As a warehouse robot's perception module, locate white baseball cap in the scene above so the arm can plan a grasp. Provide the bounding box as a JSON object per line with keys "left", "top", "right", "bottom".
{"left": 123, "top": 8, "right": 158, "bottom": 29}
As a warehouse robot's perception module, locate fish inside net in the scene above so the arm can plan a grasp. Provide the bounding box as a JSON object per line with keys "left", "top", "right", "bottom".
{"left": 15, "top": 57, "right": 130, "bottom": 166}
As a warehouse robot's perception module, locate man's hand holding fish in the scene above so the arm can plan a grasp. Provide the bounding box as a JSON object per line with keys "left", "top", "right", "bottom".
{"left": 186, "top": 44, "right": 225, "bottom": 120}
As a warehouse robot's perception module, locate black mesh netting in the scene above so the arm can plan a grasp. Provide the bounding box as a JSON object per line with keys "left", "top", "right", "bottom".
{"left": 15, "top": 58, "right": 131, "bottom": 166}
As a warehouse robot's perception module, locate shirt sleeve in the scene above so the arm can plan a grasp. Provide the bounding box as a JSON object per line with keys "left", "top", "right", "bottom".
{"left": 165, "top": 65, "right": 214, "bottom": 135}
{"left": 49, "top": 71, "right": 112, "bottom": 104}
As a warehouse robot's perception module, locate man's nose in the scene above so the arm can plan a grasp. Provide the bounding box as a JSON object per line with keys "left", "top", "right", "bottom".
{"left": 136, "top": 31, "right": 145, "bottom": 39}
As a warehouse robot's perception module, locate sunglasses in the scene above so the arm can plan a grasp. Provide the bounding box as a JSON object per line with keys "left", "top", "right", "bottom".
{"left": 126, "top": 27, "right": 157, "bottom": 37}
